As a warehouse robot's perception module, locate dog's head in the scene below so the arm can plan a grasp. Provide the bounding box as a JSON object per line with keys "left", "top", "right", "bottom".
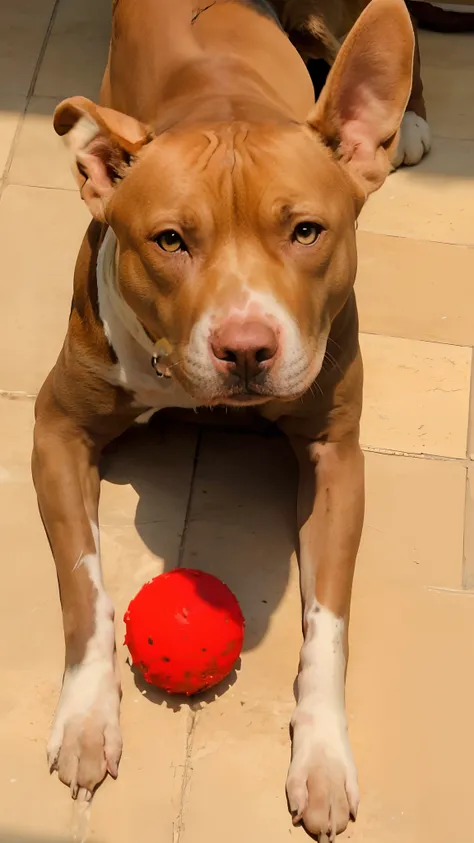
{"left": 55, "top": 0, "right": 413, "bottom": 407}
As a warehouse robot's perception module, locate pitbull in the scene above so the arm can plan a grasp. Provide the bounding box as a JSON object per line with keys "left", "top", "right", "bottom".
{"left": 32, "top": 0, "right": 414, "bottom": 835}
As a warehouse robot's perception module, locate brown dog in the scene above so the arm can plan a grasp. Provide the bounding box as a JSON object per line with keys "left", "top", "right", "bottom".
{"left": 273, "top": 0, "right": 431, "bottom": 166}
{"left": 32, "top": 0, "right": 414, "bottom": 835}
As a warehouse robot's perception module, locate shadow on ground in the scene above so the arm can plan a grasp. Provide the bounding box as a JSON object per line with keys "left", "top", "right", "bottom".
{"left": 102, "top": 413, "right": 299, "bottom": 654}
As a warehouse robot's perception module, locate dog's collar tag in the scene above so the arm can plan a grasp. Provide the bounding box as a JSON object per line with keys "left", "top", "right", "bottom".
{"left": 151, "top": 338, "right": 172, "bottom": 379}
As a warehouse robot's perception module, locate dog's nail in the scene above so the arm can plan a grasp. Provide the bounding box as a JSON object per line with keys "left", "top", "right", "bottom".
{"left": 107, "top": 761, "right": 118, "bottom": 779}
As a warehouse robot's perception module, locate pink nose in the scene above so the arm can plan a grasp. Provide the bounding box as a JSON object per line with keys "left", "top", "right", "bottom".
{"left": 210, "top": 319, "right": 278, "bottom": 381}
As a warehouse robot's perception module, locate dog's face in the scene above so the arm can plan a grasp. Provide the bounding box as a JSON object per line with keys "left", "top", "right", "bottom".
{"left": 55, "top": 0, "right": 414, "bottom": 406}
{"left": 106, "top": 123, "right": 357, "bottom": 405}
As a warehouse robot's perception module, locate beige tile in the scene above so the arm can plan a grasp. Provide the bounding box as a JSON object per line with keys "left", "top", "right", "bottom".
{"left": 0, "top": 0, "right": 56, "bottom": 96}
{"left": 35, "top": 0, "right": 110, "bottom": 100}
{"left": 178, "top": 430, "right": 302, "bottom": 842}
{"left": 360, "top": 333, "right": 471, "bottom": 458}
{"left": 0, "top": 399, "right": 85, "bottom": 840}
{"left": 419, "top": 30, "right": 474, "bottom": 70}
{"left": 423, "top": 64, "right": 474, "bottom": 141}
{"left": 359, "top": 137, "right": 474, "bottom": 245}
{"left": 347, "top": 586, "right": 474, "bottom": 842}
{"left": 100, "top": 420, "right": 197, "bottom": 529}
{"left": 0, "top": 98, "right": 25, "bottom": 180}
{"left": 356, "top": 231, "right": 474, "bottom": 346}
{"left": 0, "top": 184, "right": 90, "bottom": 394}
{"left": 0, "top": 400, "right": 195, "bottom": 842}
{"left": 180, "top": 431, "right": 298, "bottom": 655}
{"left": 419, "top": 21, "right": 474, "bottom": 144}
{"left": 8, "top": 96, "right": 75, "bottom": 190}
{"left": 361, "top": 451, "right": 465, "bottom": 591}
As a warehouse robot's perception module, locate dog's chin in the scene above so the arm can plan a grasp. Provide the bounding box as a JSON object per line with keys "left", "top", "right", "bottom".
{"left": 174, "top": 371, "right": 318, "bottom": 408}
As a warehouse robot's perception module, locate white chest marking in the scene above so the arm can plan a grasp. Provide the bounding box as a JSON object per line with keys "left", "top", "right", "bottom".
{"left": 96, "top": 228, "right": 198, "bottom": 411}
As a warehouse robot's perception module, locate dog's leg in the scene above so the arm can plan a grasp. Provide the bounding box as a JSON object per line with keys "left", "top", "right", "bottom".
{"left": 286, "top": 431, "right": 364, "bottom": 838}
{"left": 32, "top": 373, "right": 133, "bottom": 798}
{"left": 392, "top": 24, "right": 431, "bottom": 167}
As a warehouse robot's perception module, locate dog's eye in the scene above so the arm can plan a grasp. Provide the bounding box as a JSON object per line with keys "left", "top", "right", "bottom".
{"left": 292, "top": 222, "right": 322, "bottom": 246}
{"left": 154, "top": 230, "right": 186, "bottom": 253}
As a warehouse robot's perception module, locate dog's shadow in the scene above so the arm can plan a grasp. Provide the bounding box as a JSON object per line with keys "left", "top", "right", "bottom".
{"left": 101, "top": 411, "right": 298, "bottom": 702}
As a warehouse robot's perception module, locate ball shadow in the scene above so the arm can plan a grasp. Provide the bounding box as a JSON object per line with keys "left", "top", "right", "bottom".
{"left": 129, "top": 656, "right": 242, "bottom": 712}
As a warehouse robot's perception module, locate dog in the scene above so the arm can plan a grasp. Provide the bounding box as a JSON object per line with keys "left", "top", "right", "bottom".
{"left": 272, "top": 0, "right": 431, "bottom": 166}
{"left": 32, "top": 0, "right": 414, "bottom": 835}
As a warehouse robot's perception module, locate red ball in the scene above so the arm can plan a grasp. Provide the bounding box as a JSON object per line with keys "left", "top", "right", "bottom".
{"left": 124, "top": 569, "right": 245, "bottom": 695}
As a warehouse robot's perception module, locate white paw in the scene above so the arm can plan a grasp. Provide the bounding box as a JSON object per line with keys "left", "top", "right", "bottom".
{"left": 392, "top": 111, "right": 431, "bottom": 168}
{"left": 286, "top": 708, "right": 359, "bottom": 839}
{"left": 47, "top": 657, "right": 122, "bottom": 798}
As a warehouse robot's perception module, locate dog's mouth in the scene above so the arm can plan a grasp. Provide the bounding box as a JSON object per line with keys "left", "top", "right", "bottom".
{"left": 214, "top": 390, "right": 274, "bottom": 407}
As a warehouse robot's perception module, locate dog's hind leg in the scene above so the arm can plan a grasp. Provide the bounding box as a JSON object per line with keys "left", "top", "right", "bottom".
{"left": 392, "top": 23, "right": 431, "bottom": 166}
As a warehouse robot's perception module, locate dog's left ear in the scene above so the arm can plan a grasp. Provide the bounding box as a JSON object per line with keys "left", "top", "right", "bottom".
{"left": 54, "top": 96, "right": 153, "bottom": 220}
{"left": 307, "top": 0, "right": 414, "bottom": 199}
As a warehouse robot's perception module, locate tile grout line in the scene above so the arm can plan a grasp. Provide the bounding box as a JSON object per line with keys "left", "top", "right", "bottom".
{"left": 0, "top": 389, "right": 471, "bottom": 468}
{"left": 0, "top": 0, "right": 60, "bottom": 201}
{"left": 361, "top": 444, "right": 470, "bottom": 465}
{"left": 172, "top": 705, "right": 198, "bottom": 843}
{"left": 177, "top": 431, "right": 202, "bottom": 568}
{"left": 462, "top": 347, "right": 474, "bottom": 588}
{"left": 358, "top": 329, "right": 474, "bottom": 351}
{"left": 356, "top": 228, "right": 474, "bottom": 251}
{"left": 5, "top": 182, "right": 76, "bottom": 193}
{"left": 172, "top": 433, "right": 203, "bottom": 843}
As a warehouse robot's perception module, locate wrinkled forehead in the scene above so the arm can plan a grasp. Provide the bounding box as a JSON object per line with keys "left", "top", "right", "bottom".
{"left": 111, "top": 123, "right": 354, "bottom": 233}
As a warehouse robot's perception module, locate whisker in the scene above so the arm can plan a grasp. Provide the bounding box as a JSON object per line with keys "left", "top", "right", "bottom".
{"left": 167, "top": 358, "right": 185, "bottom": 371}
{"left": 327, "top": 336, "right": 342, "bottom": 353}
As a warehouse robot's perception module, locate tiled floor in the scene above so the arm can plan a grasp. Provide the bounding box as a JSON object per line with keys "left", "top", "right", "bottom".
{"left": 0, "top": 2, "right": 473, "bottom": 842}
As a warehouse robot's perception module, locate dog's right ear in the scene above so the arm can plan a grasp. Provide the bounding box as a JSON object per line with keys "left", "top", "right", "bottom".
{"left": 54, "top": 96, "right": 153, "bottom": 220}
{"left": 306, "top": 0, "right": 414, "bottom": 201}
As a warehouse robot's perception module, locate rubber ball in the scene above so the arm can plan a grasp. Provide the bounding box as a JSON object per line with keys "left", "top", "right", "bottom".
{"left": 124, "top": 569, "right": 245, "bottom": 695}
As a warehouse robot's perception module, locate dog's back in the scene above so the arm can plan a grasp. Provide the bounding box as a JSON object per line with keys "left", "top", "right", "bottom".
{"left": 102, "top": 0, "right": 314, "bottom": 125}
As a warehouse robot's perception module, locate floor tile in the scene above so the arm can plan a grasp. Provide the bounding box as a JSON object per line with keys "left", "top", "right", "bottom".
{"left": 356, "top": 231, "right": 474, "bottom": 346}
{"left": 0, "top": 0, "right": 55, "bottom": 96}
{"left": 419, "top": 31, "right": 474, "bottom": 141}
{"left": 423, "top": 64, "right": 474, "bottom": 141}
{"left": 179, "top": 430, "right": 298, "bottom": 657}
{"left": 0, "top": 184, "right": 90, "bottom": 394}
{"left": 35, "top": 0, "right": 110, "bottom": 100}
{"left": 347, "top": 585, "right": 474, "bottom": 842}
{"left": 359, "top": 137, "right": 474, "bottom": 245}
{"left": 8, "top": 96, "right": 75, "bottom": 190}
{"left": 419, "top": 30, "right": 474, "bottom": 70}
{"left": 0, "top": 98, "right": 25, "bottom": 179}
{"left": 178, "top": 430, "right": 302, "bottom": 842}
{"left": 361, "top": 451, "right": 465, "bottom": 590}
{"left": 0, "top": 399, "right": 87, "bottom": 840}
{"left": 360, "top": 333, "right": 471, "bottom": 458}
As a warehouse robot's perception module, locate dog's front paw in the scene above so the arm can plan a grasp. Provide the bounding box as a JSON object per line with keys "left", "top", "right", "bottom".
{"left": 47, "top": 658, "right": 122, "bottom": 799}
{"left": 392, "top": 110, "right": 431, "bottom": 168}
{"left": 286, "top": 709, "right": 359, "bottom": 838}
